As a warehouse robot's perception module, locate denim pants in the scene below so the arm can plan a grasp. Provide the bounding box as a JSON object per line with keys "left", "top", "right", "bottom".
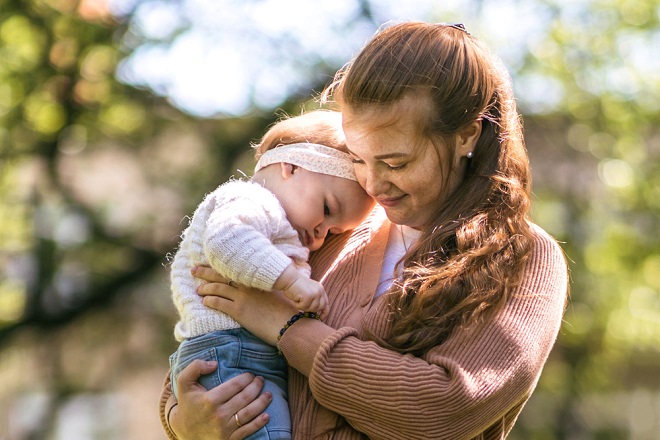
{"left": 170, "top": 328, "right": 291, "bottom": 440}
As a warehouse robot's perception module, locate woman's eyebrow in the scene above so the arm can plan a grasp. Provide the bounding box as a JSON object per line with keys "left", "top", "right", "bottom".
{"left": 373, "top": 152, "right": 407, "bottom": 160}
{"left": 345, "top": 147, "right": 408, "bottom": 160}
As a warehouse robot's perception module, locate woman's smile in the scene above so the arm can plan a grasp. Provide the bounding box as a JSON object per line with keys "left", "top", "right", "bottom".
{"left": 376, "top": 194, "right": 407, "bottom": 208}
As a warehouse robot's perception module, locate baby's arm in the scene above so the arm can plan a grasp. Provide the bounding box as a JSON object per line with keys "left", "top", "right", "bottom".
{"left": 274, "top": 264, "right": 328, "bottom": 315}
{"left": 203, "top": 183, "right": 307, "bottom": 292}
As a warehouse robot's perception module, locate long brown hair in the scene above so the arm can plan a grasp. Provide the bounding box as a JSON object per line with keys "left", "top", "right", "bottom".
{"left": 324, "top": 22, "right": 534, "bottom": 356}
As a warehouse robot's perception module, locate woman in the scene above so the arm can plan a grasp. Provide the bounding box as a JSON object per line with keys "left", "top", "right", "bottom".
{"left": 160, "top": 21, "right": 568, "bottom": 439}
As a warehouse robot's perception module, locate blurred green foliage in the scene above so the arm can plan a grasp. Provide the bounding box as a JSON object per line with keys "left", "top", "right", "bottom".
{"left": 0, "top": 0, "right": 659, "bottom": 438}
{"left": 0, "top": 0, "right": 282, "bottom": 333}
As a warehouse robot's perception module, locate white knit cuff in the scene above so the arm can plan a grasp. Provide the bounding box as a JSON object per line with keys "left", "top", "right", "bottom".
{"left": 248, "top": 251, "right": 296, "bottom": 292}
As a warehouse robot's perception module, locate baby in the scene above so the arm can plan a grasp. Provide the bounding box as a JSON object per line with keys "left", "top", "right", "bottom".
{"left": 168, "top": 110, "right": 374, "bottom": 440}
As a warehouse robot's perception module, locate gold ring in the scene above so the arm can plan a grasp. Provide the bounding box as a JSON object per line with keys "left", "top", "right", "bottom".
{"left": 234, "top": 412, "right": 242, "bottom": 427}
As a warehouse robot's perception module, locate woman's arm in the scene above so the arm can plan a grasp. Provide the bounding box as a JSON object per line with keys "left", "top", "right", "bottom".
{"left": 159, "top": 359, "right": 273, "bottom": 440}
{"left": 159, "top": 369, "right": 178, "bottom": 440}
{"left": 279, "top": 228, "right": 568, "bottom": 439}
{"left": 199, "top": 230, "right": 567, "bottom": 439}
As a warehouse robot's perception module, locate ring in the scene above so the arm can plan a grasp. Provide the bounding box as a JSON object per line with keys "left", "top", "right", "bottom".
{"left": 234, "top": 412, "right": 242, "bottom": 427}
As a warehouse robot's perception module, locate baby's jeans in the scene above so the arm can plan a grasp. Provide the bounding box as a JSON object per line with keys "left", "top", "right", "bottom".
{"left": 170, "top": 328, "right": 290, "bottom": 440}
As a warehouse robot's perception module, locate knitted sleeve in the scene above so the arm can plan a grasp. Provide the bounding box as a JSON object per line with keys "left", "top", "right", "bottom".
{"left": 279, "top": 226, "right": 568, "bottom": 439}
{"left": 204, "top": 181, "right": 309, "bottom": 291}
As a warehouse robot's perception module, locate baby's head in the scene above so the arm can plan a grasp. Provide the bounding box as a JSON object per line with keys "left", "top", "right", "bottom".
{"left": 253, "top": 111, "right": 374, "bottom": 251}
{"left": 254, "top": 110, "right": 348, "bottom": 157}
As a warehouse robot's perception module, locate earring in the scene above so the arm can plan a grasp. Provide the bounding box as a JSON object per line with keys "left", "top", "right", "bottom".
{"left": 466, "top": 151, "right": 474, "bottom": 159}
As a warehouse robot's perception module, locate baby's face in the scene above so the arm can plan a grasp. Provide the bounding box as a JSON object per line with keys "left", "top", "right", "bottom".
{"left": 275, "top": 168, "right": 374, "bottom": 251}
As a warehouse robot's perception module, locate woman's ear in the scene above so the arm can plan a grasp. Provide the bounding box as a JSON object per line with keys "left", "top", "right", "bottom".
{"left": 455, "top": 120, "right": 482, "bottom": 157}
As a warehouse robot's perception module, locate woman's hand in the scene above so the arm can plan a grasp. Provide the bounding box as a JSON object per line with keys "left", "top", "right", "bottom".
{"left": 170, "top": 359, "right": 272, "bottom": 439}
{"left": 192, "top": 266, "right": 298, "bottom": 346}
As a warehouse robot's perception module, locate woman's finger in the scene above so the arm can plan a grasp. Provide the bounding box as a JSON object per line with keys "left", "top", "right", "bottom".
{"left": 202, "top": 372, "right": 260, "bottom": 405}
{"left": 177, "top": 359, "right": 219, "bottom": 394}
{"left": 197, "top": 280, "right": 235, "bottom": 298}
{"left": 224, "top": 376, "right": 272, "bottom": 438}
{"left": 232, "top": 408, "right": 271, "bottom": 439}
{"left": 201, "top": 293, "right": 236, "bottom": 316}
{"left": 173, "top": 369, "right": 270, "bottom": 439}
{"left": 191, "top": 265, "right": 228, "bottom": 283}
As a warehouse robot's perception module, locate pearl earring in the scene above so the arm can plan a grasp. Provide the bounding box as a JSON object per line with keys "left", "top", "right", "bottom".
{"left": 466, "top": 151, "right": 474, "bottom": 159}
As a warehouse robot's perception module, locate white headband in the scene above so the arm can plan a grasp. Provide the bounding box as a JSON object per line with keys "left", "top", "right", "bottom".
{"left": 254, "top": 143, "right": 357, "bottom": 181}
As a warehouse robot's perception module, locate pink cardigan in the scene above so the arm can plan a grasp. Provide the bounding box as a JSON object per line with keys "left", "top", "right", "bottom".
{"left": 160, "top": 207, "right": 568, "bottom": 439}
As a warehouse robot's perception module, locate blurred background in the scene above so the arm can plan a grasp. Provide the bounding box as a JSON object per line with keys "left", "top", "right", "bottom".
{"left": 0, "top": 0, "right": 659, "bottom": 438}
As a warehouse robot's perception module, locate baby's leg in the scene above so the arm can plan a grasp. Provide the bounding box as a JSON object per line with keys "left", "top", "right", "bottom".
{"left": 233, "top": 328, "right": 291, "bottom": 440}
{"left": 169, "top": 328, "right": 291, "bottom": 440}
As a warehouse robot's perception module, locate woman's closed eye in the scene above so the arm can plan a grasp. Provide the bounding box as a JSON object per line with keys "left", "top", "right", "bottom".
{"left": 386, "top": 162, "right": 408, "bottom": 171}
{"left": 324, "top": 202, "right": 331, "bottom": 216}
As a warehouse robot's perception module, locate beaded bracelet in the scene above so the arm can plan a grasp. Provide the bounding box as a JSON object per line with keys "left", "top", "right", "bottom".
{"left": 277, "top": 311, "right": 320, "bottom": 355}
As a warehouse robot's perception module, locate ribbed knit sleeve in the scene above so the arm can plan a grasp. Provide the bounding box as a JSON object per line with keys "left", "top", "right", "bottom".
{"left": 278, "top": 222, "right": 568, "bottom": 440}
{"left": 158, "top": 372, "right": 178, "bottom": 440}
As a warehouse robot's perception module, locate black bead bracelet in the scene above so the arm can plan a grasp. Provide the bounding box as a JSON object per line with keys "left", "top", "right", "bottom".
{"left": 277, "top": 311, "right": 320, "bottom": 355}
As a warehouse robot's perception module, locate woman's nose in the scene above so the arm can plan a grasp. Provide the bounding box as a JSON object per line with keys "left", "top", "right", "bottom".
{"left": 363, "top": 167, "right": 388, "bottom": 197}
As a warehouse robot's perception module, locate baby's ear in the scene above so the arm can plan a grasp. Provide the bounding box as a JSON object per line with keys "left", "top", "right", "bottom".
{"left": 280, "top": 162, "right": 295, "bottom": 179}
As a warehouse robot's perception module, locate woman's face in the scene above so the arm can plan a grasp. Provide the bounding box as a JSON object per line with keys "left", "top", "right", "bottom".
{"left": 342, "top": 96, "right": 467, "bottom": 229}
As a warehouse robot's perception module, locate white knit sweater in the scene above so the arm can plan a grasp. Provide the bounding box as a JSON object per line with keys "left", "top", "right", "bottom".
{"left": 170, "top": 179, "right": 310, "bottom": 342}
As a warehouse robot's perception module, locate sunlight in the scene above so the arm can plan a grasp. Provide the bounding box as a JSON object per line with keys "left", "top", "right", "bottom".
{"left": 114, "top": 0, "right": 538, "bottom": 117}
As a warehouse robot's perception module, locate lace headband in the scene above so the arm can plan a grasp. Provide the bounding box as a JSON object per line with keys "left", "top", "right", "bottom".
{"left": 254, "top": 143, "right": 357, "bottom": 181}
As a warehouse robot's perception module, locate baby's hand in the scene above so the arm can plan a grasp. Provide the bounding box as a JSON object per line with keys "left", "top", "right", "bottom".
{"left": 283, "top": 277, "right": 328, "bottom": 316}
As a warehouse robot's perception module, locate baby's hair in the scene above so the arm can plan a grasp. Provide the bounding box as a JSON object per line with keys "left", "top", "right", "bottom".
{"left": 253, "top": 110, "right": 347, "bottom": 160}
